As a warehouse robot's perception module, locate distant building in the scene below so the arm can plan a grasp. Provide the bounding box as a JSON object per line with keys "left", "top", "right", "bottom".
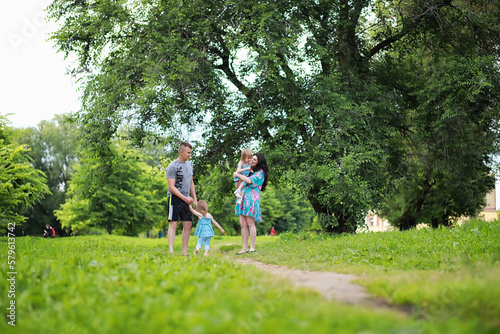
{"left": 363, "top": 212, "right": 392, "bottom": 232}
{"left": 478, "top": 180, "right": 500, "bottom": 221}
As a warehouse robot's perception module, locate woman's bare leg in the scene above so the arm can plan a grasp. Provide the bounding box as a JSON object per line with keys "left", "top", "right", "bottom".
{"left": 239, "top": 215, "right": 249, "bottom": 253}
{"left": 247, "top": 216, "right": 256, "bottom": 251}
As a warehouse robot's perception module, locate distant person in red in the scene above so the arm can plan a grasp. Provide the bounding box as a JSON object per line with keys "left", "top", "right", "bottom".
{"left": 270, "top": 226, "right": 276, "bottom": 236}
{"left": 43, "top": 224, "right": 55, "bottom": 238}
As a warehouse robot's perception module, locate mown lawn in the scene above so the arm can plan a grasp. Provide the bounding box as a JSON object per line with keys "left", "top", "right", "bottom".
{"left": 1, "top": 219, "right": 499, "bottom": 333}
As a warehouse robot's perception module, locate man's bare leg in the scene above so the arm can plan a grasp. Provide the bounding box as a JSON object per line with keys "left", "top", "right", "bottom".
{"left": 181, "top": 221, "right": 192, "bottom": 255}
{"left": 167, "top": 221, "right": 178, "bottom": 253}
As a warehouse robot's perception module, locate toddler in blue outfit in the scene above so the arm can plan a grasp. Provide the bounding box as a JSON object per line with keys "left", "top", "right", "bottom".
{"left": 234, "top": 149, "right": 253, "bottom": 204}
{"left": 190, "top": 200, "right": 225, "bottom": 256}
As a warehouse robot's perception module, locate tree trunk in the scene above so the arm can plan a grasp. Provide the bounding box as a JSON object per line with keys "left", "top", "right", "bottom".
{"left": 308, "top": 196, "right": 356, "bottom": 234}
{"left": 398, "top": 180, "right": 435, "bottom": 230}
{"left": 398, "top": 211, "right": 418, "bottom": 231}
{"left": 431, "top": 213, "right": 452, "bottom": 229}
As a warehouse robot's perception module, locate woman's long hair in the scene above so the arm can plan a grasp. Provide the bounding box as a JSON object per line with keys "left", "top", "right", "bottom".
{"left": 252, "top": 153, "right": 269, "bottom": 191}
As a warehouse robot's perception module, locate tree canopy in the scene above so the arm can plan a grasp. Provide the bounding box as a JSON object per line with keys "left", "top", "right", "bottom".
{"left": 48, "top": 0, "right": 500, "bottom": 232}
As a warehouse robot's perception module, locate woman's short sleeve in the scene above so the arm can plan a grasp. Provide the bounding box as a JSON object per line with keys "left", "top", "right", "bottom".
{"left": 249, "top": 170, "right": 265, "bottom": 188}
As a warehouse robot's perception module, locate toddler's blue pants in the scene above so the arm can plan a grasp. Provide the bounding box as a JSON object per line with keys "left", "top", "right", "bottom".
{"left": 196, "top": 236, "right": 212, "bottom": 250}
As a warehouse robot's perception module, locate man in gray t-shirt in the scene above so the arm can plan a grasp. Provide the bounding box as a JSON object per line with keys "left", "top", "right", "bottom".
{"left": 166, "top": 159, "right": 193, "bottom": 198}
{"left": 166, "top": 142, "right": 197, "bottom": 255}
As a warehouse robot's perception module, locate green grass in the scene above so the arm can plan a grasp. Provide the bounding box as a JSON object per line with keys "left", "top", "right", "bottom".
{"left": 1, "top": 219, "right": 499, "bottom": 333}
{"left": 249, "top": 219, "right": 500, "bottom": 331}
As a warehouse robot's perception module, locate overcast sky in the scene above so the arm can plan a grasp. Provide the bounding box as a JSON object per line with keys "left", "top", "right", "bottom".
{"left": 1, "top": 1, "right": 81, "bottom": 129}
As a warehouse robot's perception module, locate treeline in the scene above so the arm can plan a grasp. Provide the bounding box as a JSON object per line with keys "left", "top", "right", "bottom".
{"left": 1, "top": 114, "right": 314, "bottom": 236}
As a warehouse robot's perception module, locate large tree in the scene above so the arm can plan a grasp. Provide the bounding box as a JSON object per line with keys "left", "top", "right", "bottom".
{"left": 48, "top": 0, "right": 500, "bottom": 232}
{"left": 378, "top": 50, "right": 499, "bottom": 229}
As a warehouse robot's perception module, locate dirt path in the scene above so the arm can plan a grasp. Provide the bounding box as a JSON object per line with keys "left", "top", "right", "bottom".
{"left": 234, "top": 258, "right": 412, "bottom": 315}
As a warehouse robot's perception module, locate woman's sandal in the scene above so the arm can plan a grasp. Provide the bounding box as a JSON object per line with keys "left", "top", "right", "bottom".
{"left": 236, "top": 250, "right": 248, "bottom": 255}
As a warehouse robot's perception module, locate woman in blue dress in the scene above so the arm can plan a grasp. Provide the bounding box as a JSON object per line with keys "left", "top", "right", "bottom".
{"left": 233, "top": 153, "right": 269, "bottom": 254}
{"left": 190, "top": 200, "right": 225, "bottom": 256}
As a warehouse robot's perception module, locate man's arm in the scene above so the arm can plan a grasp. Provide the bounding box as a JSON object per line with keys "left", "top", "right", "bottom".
{"left": 190, "top": 178, "right": 197, "bottom": 208}
{"left": 167, "top": 178, "right": 193, "bottom": 204}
